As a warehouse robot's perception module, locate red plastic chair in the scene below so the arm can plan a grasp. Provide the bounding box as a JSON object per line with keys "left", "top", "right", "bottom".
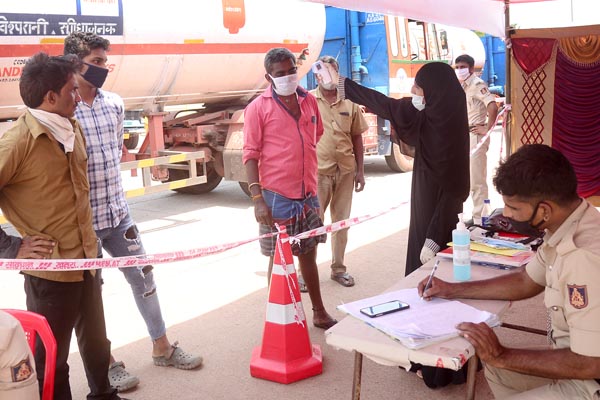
{"left": 3, "top": 309, "right": 56, "bottom": 400}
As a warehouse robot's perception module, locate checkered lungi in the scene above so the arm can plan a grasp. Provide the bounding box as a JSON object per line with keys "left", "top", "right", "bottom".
{"left": 259, "top": 189, "right": 326, "bottom": 256}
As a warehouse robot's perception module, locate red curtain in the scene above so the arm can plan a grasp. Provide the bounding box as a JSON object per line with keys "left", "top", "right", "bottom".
{"left": 552, "top": 49, "right": 600, "bottom": 198}
{"left": 512, "top": 38, "right": 555, "bottom": 74}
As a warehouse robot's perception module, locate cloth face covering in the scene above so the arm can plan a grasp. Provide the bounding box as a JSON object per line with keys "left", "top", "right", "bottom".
{"left": 28, "top": 108, "right": 75, "bottom": 153}
{"left": 319, "top": 81, "right": 336, "bottom": 91}
{"left": 270, "top": 73, "right": 299, "bottom": 96}
{"left": 411, "top": 95, "right": 425, "bottom": 111}
{"left": 509, "top": 202, "right": 545, "bottom": 234}
{"left": 83, "top": 63, "right": 108, "bottom": 88}
{"left": 455, "top": 68, "right": 471, "bottom": 81}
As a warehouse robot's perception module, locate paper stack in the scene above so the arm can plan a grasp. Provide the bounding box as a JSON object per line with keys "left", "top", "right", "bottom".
{"left": 337, "top": 288, "right": 500, "bottom": 349}
{"left": 437, "top": 235, "right": 535, "bottom": 269}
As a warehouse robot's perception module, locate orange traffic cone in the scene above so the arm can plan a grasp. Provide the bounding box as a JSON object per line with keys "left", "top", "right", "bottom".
{"left": 250, "top": 225, "right": 322, "bottom": 383}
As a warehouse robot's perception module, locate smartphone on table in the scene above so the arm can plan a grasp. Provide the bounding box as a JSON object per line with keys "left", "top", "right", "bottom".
{"left": 360, "top": 300, "right": 410, "bottom": 318}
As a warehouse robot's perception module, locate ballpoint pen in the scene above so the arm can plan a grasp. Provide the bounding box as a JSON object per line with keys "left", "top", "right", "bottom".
{"left": 421, "top": 259, "right": 439, "bottom": 299}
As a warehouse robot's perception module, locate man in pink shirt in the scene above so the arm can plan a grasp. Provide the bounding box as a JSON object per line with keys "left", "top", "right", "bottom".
{"left": 243, "top": 47, "right": 337, "bottom": 330}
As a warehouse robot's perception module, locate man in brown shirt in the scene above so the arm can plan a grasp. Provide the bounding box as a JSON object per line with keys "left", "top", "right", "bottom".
{"left": 309, "top": 56, "right": 369, "bottom": 288}
{"left": 0, "top": 53, "right": 121, "bottom": 399}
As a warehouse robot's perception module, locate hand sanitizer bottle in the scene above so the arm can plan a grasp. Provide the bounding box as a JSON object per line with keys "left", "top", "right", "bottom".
{"left": 452, "top": 213, "right": 471, "bottom": 281}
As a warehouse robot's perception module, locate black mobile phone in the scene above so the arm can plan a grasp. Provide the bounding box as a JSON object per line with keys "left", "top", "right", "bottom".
{"left": 359, "top": 300, "right": 410, "bottom": 318}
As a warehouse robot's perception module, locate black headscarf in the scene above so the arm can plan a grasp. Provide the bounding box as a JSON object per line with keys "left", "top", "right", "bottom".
{"left": 343, "top": 61, "right": 469, "bottom": 197}
{"left": 394, "top": 62, "right": 470, "bottom": 197}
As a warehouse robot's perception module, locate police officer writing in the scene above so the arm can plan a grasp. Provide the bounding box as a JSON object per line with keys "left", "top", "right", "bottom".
{"left": 418, "top": 144, "right": 600, "bottom": 399}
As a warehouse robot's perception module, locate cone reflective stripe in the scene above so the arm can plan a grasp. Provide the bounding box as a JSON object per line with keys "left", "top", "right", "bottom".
{"left": 250, "top": 225, "right": 322, "bottom": 383}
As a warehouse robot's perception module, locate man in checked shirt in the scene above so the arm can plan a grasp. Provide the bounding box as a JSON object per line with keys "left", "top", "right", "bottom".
{"left": 65, "top": 32, "right": 202, "bottom": 393}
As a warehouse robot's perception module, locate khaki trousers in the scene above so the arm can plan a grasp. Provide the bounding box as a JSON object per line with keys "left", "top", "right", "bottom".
{"left": 485, "top": 364, "right": 600, "bottom": 399}
{"left": 470, "top": 132, "right": 490, "bottom": 222}
{"left": 318, "top": 169, "right": 355, "bottom": 275}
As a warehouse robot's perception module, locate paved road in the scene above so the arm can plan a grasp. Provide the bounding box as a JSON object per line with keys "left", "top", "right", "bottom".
{"left": 0, "top": 127, "right": 525, "bottom": 399}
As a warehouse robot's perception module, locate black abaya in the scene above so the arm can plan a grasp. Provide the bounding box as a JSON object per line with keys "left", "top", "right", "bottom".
{"left": 343, "top": 63, "right": 469, "bottom": 276}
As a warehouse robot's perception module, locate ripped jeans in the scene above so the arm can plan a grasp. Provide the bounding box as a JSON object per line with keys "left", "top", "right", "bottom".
{"left": 95, "top": 212, "right": 167, "bottom": 341}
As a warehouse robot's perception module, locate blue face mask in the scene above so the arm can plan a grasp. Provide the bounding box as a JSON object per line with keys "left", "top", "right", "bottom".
{"left": 411, "top": 95, "right": 425, "bottom": 111}
{"left": 82, "top": 62, "right": 108, "bottom": 88}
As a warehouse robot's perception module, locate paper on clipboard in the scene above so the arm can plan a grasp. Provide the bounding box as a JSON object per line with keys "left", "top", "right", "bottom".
{"left": 337, "top": 288, "right": 500, "bottom": 349}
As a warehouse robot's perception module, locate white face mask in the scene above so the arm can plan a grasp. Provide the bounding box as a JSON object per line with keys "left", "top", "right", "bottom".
{"left": 412, "top": 95, "right": 425, "bottom": 111}
{"left": 456, "top": 68, "right": 471, "bottom": 81}
{"left": 270, "top": 73, "right": 299, "bottom": 96}
{"left": 319, "top": 81, "right": 336, "bottom": 91}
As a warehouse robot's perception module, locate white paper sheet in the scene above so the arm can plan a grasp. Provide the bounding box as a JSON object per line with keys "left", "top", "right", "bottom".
{"left": 337, "top": 288, "right": 500, "bottom": 349}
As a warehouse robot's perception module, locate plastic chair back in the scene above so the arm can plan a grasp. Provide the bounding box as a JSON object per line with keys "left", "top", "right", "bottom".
{"left": 3, "top": 309, "right": 56, "bottom": 400}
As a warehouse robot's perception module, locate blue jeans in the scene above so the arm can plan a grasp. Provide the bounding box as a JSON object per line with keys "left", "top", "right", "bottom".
{"left": 95, "top": 213, "right": 167, "bottom": 341}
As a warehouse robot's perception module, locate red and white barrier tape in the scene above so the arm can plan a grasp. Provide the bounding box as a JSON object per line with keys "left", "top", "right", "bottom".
{"left": 273, "top": 224, "right": 305, "bottom": 327}
{"left": 470, "top": 104, "right": 511, "bottom": 157}
{"left": 0, "top": 202, "right": 407, "bottom": 271}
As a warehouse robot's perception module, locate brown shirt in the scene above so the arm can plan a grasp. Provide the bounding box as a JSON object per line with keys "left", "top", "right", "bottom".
{"left": 311, "top": 87, "right": 369, "bottom": 175}
{"left": 0, "top": 111, "right": 98, "bottom": 282}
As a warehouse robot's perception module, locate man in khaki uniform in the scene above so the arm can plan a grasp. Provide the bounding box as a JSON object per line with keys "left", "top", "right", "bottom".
{"left": 455, "top": 54, "right": 498, "bottom": 224}
{"left": 0, "top": 53, "right": 121, "bottom": 399}
{"left": 0, "top": 311, "right": 39, "bottom": 400}
{"left": 419, "top": 144, "right": 600, "bottom": 399}
{"left": 309, "top": 55, "right": 369, "bottom": 288}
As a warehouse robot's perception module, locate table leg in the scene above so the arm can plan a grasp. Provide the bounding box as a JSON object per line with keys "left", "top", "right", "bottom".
{"left": 352, "top": 351, "right": 363, "bottom": 400}
{"left": 465, "top": 354, "right": 479, "bottom": 400}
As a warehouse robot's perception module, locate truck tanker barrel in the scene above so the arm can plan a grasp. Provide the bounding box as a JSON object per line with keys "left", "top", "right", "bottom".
{"left": 0, "top": 0, "right": 326, "bottom": 196}
{"left": 0, "top": 0, "right": 326, "bottom": 120}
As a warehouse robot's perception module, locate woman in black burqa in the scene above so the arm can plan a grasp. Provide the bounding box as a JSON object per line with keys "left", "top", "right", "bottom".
{"left": 338, "top": 61, "right": 472, "bottom": 388}
{"left": 340, "top": 62, "right": 470, "bottom": 276}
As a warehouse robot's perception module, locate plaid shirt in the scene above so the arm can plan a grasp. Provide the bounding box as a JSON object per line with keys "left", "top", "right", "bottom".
{"left": 75, "top": 89, "right": 128, "bottom": 231}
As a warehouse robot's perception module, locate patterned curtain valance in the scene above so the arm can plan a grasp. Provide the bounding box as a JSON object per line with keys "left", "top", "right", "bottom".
{"left": 512, "top": 38, "right": 556, "bottom": 75}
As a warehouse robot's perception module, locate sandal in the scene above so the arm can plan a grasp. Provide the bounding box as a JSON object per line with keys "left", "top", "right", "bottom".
{"left": 313, "top": 318, "right": 338, "bottom": 330}
{"left": 297, "top": 275, "right": 308, "bottom": 293}
{"left": 331, "top": 272, "right": 355, "bottom": 287}
{"left": 108, "top": 361, "right": 140, "bottom": 392}
{"left": 152, "top": 341, "right": 203, "bottom": 370}
{"left": 312, "top": 307, "right": 338, "bottom": 330}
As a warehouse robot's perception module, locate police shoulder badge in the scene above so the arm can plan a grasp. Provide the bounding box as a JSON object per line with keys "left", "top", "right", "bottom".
{"left": 480, "top": 87, "right": 489, "bottom": 95}
{"left": 568, "top": 284, "right": 588, "bottom": 309}
{"left": 11, "top": 357, "right": 33, "bottom": 382}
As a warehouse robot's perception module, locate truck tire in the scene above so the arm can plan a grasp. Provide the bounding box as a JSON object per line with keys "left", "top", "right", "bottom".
{"left": 123, "top": 133, "right": 139, "bottom": 150}
{"left": 167, "top": 163, "right": 223, "bottom": 194}
{"left": 385, "top": 143, "right": 414, "bottom": 173}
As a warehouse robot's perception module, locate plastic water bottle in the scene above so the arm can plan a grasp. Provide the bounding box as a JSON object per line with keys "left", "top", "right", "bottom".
{"left": 452, "top": 213, "right": 471, "bottom": 281}
{"left": 481, "top": 199, "right": 492, "bottom": 228}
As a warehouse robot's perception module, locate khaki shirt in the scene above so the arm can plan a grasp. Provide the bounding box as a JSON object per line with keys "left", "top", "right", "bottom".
{"left": 311, "top": 87, "right": 369, "bottom": 175}
{"left": 0, "top": 111, "right": 98, "bottom": 282}
{"left": 462, "top": 74, "right": 496, "bottom": 126}
{"left": 0, "top": 311, "right": 39, "bottom": 399}
{"left": 526, "top": 200, "right": 600, "bottom": 357}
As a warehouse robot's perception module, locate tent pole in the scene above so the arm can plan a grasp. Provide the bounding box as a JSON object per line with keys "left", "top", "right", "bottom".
{"left": 504, "top": 0, "right": 513, "bottom": 156}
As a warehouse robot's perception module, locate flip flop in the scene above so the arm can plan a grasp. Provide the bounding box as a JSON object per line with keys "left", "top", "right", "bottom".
{"left": 331, "top": 272, "right": 355, "bottom": 287}
{"left": 313, "top": 318, "right": 338, "bottom": 330}
{"left": 297, "top": 275, "right": 308, "bottom": 293}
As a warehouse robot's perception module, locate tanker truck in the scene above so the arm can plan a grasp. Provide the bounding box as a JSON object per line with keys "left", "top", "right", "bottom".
{"left": 0, "top": 0, "right": 489, "bottom": 196}
{"left": 0, "top": 0, "right": 326, "bottom": 195}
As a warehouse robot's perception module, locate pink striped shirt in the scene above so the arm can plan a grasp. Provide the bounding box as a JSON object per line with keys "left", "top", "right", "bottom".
{"left": 243, "top": 85, "right": 323, "bottom": 199}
